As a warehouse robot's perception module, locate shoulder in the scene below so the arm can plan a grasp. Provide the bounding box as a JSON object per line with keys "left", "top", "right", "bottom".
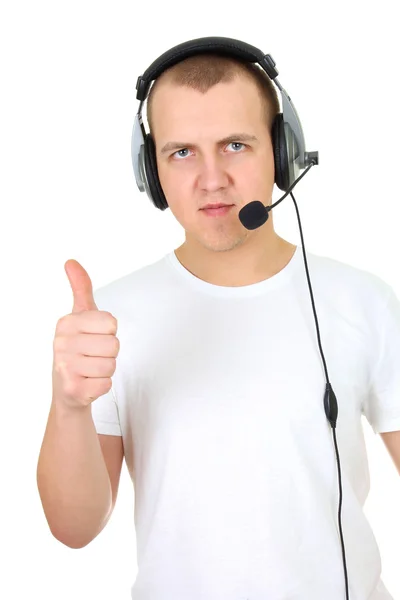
{"left": 92, "top": 254, "right": 170, "bottom": 315}
{"left": 303, "top": 249, "right": 396, "bottom": 314}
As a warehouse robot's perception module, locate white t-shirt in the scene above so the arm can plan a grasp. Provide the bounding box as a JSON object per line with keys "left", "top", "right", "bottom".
{"left": 91, "top": 245, "right": 400, "bottom": 600}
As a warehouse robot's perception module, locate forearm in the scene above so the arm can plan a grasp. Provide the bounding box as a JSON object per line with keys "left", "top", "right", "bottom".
{"left": 36, "top": 397, "right": 112, "bottom": 548}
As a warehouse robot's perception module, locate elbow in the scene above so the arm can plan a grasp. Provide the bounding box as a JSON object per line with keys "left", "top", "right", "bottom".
{"left": 50, "top": 525, "right": 102, "bottom": 550}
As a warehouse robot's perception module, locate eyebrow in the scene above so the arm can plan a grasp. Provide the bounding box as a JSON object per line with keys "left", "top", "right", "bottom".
{"left": 159, "top": 133, "right": 259, "bottom": 156}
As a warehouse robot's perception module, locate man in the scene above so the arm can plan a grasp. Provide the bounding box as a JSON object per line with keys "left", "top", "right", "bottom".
{"left": 38, "top": 50, "right": 400, "bottom": 599}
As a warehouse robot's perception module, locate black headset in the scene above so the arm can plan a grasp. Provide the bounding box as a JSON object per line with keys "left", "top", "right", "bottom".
{"left": 131, "top": 36, "right": 318, "bottom": 209}
{"left": 130, "top": 36, "right": 351, "bottom": 600}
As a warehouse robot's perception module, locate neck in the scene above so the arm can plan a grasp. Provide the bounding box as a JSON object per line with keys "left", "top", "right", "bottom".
{"left": 174, "top": 232, "right": 297, "bottom": 287}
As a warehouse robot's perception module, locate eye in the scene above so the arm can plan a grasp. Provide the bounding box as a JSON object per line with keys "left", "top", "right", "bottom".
{"left": 227, "top": 142, "right": 246, "bottom": 152}
{"left": 171, "top": 141, "right": 247, "bottom": 160}
{"left": 172, "top": 148, "right": 191, "bottom": 159}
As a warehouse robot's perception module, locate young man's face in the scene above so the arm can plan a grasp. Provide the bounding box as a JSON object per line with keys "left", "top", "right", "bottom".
{"left": 151, "top": 74, "right": 276, "bottom": 253}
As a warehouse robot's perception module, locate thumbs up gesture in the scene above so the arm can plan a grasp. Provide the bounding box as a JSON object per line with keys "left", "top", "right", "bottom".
{"left": 52, "top": 260, "right": 120, "bottom": 411}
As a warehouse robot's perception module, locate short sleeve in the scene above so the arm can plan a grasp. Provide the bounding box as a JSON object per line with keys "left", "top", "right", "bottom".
{"left": 363, "top": 285, "right": 400, "bottom": 434}
{"left": 91, "top": 384, "right": 122, "bottom": 436}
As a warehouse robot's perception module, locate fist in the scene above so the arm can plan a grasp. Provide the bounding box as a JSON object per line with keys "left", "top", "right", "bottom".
{"left": 52, "top": 259, "right": 120, "bottom": 410}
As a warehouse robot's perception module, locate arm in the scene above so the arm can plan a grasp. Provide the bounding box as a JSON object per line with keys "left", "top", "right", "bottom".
{"left": 36, "top": 398, "right": 114, "bottom": 548}
{"left": 380, "top": 430, "right": 400, "bottom": 476}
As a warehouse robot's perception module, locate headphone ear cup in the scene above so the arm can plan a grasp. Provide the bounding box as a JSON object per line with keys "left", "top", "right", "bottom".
{"left": 272, "top": 113, "right": 290, "bottom": 192}
{"left": 144, "top": 134, "right": 169, "bottom": 210}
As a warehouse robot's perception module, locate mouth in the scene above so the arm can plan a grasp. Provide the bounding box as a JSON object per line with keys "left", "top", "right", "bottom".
{"left": 200, "top": 204, "right": 234, "bottom": 217}
{"left": 201, "top": 203, "right": 233, "bottom": 210}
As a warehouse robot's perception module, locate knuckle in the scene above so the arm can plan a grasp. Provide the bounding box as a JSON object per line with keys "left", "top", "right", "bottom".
{"left": 100, "top": 311, "right": 117, "bottom": 334}
{"left": 105, "top": 357, "right": 116, "bottom": 375}
{"left": 107, "top": 314, "right": 118, "bottom": 333}
{"left": 53, "top": 335, "right": 65, "bottom": 354}
{"left": 56, "top": 315, "right": 68, "bottom": 331}
{"left": 53, "top": 357, "right": 66, "bottom": 375}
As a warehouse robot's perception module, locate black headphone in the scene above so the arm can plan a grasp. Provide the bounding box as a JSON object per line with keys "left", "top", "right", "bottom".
{"left": 131, "top": 36, "right": 318, "bottom": 210}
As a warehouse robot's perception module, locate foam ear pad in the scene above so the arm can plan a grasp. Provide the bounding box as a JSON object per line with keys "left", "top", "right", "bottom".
{"left": 144, "top": 134, "right": 169, "bottom": 210}
{"left": 272, "top": 113, "right": 290, "bottom": 192}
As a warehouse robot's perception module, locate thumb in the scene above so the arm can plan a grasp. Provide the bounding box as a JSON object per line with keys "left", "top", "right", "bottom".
{"left": 64, "top": 259, "right": 98, "bottom": 313}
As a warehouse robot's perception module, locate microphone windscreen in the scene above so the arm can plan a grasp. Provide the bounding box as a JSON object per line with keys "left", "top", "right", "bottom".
{"left": 238, "top": 201, "right": 269, "bottom": 230}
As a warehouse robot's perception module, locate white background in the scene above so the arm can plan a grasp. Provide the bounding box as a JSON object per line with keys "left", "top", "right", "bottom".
{"left": 1, "top": 0, "right": 399, "bottom": 598}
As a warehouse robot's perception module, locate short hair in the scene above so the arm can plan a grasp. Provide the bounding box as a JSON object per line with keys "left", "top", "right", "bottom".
{"left": 146, "top": 53, "right": 281, "bottom": 138}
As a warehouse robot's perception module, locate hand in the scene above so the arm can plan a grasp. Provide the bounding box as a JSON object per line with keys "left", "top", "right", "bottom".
{"left": 52, "top": 260, "right": 120, "bottom": 411}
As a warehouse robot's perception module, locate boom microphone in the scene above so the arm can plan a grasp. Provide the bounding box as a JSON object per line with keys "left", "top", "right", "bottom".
{"left": 238, "top": 157, "right": 318, "bottom": 230}
{"left": 239, "top": 201, "right": 269, "bottom": 230}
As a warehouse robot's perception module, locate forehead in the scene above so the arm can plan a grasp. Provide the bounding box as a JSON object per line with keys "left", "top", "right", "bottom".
{"left": 149, "top": 75, "right": 265, "bottom": 140}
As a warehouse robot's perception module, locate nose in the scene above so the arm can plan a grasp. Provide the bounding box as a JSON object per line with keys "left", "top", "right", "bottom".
{"left": 197, "top": 154, "right": 230, "bottom": 193}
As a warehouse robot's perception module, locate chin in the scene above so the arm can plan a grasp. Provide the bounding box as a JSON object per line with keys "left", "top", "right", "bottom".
{"left": 195, "top": 233, "right": 247, "bottom": 253}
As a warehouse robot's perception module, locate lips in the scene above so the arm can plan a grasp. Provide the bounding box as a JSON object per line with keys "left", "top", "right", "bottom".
{"left": 201, "top": 203, "right": 232, "bottom": 210}
{"left": 201, "top": 204, "right": 233, "bottom": 217}
{"left": 202, "top": 202, "right": 232, "bottom": 210}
